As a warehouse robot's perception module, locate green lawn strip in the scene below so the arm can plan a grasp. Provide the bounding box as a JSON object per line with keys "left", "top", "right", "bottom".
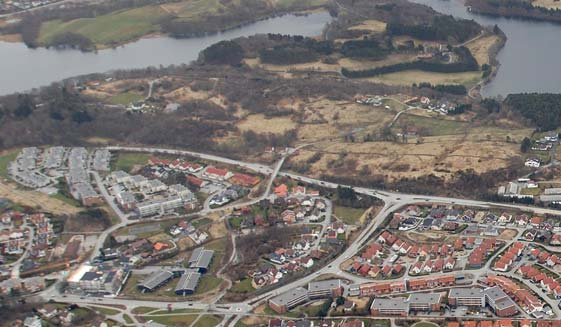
{"left": 147, "top": 314, "right": 198, "bottom": 326}
{"left": 123, "top": 314, "right": 134, "bottom": 324}
{"left": 131, "top": 306, "right": 159, "bottom": 314}
{"left": 193, "top": 315, "right": 223, "bottom": 327}
{"left": 148, "top": 308, "right": 201, "bottom": 315}
{"left": 89, "top": 306, "right": 121, "bottom": 316}
{"left": 0, "top": 150, "right": 18, "bottom": 178}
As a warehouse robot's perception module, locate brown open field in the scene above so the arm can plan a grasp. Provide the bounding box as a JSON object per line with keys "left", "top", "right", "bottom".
{"left": 244, "top": 58, "right": 339, "bottom": 73}
{"left": 291, "top": 124, "right": 523, "bottom": 181}
{"left": 532, "top": 0, "right": 561, "bottom": 9}
{"left": 499, "top": 229, "right": 519, "bottom": 241}
{"left": 360, "top": 70, "right": 482, "bottom": 88}
{"left": 348, "top": 19, "right": 387, "bottom": 33}
{"left": 339, "top": 54, "right": 418, "bottom": 70}
{"left": 237, "top": 114, "right": 298, "bottom": 135}
{"left": 0, "top": 34, "right": 22, "bottom": 42}
{"left": 0, "top": 182, "right": 81, "bottom": 215}
{"left": 465, "top": 35, "right": 501, "bottom": 65}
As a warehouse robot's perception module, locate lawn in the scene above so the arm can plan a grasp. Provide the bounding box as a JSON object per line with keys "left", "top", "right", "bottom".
{"left": 412, "top": 323, "right": 439, "bottom": 327}
{"left": 90, "top": 306, "right": 121, "bottom": 316}
{"left": 196, "top": 275, "right": 223, "bottom": 295}
{"left": 193, "top": 315, "right": 223, "bottom": 327}
{"left": 148, "top": 314, "right": 198, "bottom": 327}
{"left": 395, "top": 113, "right": 468, "bottom": 136}
{"left": 363, "top": 70, "right": 482, "bottom": 88}
{"left": 0, "top": 150, "right": 18, "bottom": 178}
{"left": 131, "top": 306, "right": 158, "bottom": 314}
{"left": 109, "top": 92, "right": 145, "bottom": 105}
{"left": 112, "top": 152, "right": 151, "bottom": 172}
{"left": 229, "top": 278, "right": 255, "bottom": 294}
{"left": 149, "top": 308, "right": 201, "bottom": 315}
{"left": 333, "top": 206, "right": 366, "bottom": 225}
{"left": 38, "top": 6, "right": 167, "bottom": 47}
{"left": 123, "top": 314, "right": 134, "bottom": 324}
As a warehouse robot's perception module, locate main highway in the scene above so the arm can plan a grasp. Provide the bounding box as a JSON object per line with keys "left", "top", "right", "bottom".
{"left": 39, "top": 145, "right": 561, "bottom": 325}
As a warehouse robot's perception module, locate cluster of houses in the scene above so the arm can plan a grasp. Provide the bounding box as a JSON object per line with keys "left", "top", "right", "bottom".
{"left": 107, "top": 170, "right": 198, "bottom": 218}
{"left": 136, "top": 246, "right": 214, "bottom": 296}
{"left": 449, "top": 320, "right": 561, "bottom": 327}
{"left": 467, "top": 238, "right": 503, "bottom": 269}
{"left": 0, "top": 276, "right": 46, "bottom": 295}
{"left": 26, "top": 213, "right": 55, "bottom": 260}
{"left": 208, "top": 185, "right": 249, "bottom": 207}
{"left": 0, "top": 211, "right": 28, "bottom": 259}
{"left": 268, "top": 319, "right": 365, "bottom": 327}
{"left": 168, "top": 220, "right": 209, "bottom": 245}
{"left": 96, "top": 237, "right": 177, "bottom": 268}
{"left": 9, "top": 147, "right": 107, "bottom": 206}
{"left": 492, "top": 242, "right": 525, "bottom": 272}
{"left": 518, "top": 265, "right": 561, "bottom": 299}
{"left": 483, "top": 274, "right": 545, "bottom": 316}
{"left": 532, "top": 134, "right": 558, "bottom": 152}
{"left": 0, "top": 0, "right": 61, "bottom": 13}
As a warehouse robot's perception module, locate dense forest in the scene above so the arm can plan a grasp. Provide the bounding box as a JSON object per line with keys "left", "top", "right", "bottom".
{"left": 387, "top": 15, "right": 481, "bottom": 43}
{"left": 466, "top": 0, "right": 561, "bottom": 24}
{"left": 504, "top": 93, "right": 561, "bottom": 131}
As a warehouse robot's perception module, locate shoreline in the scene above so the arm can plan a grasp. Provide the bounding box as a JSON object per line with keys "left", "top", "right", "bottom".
{"left": 8, "top": 8, "right": 330, "bottom": 53}
{"left": 466, "top": 0, "right": 561, "bottom": 25}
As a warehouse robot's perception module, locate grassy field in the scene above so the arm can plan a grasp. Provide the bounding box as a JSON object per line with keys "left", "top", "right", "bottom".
{"left": 229, "top": 278, "right": 255, "bottom": 293}
{"left": 333, "top": 206, "right": 366, "bottom": 225}
{"left": 0, "top": 150, "right": 18, "bottom": 178}
{"left": 395, "top": 114, "right": 469, "bottom": 136}
{"left": 193, "top": 315, "right": 223, "bottom": 327}
{"left": 532, "top": 0, "right": 561, "bottom": 9}
{"left": 196, "top": 275, "right": 223, "bottom": 295}
{"left": 38, "top": 6, "right": 167, "bottom": 46}
{"left": 412, "top": 322, "right": 439, "bottom": 327}
{"left": 362, "top": 70, "right": 481, "bottom": 88}
{"left": 148, "top": 314, "right": 198, "bottom": 327}
{"left": 131, "top": 307, "right": 158, "bottom": 314}
{"left": 112, "top": 152, "right": 151, "bottom": 172}
{"left": 90, "top": 306, "right": 121, "bottom": 316}
{"left": 109, "top": 92, "right": 145, "bottom": 105}
{"left": 149, "top": 308, "right": 201, "bottom": 315}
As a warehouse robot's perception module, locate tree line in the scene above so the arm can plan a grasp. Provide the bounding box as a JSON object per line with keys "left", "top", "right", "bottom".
{"left": 341, "top": 46, "right": 479, "bottom": 78}
{"left": 387, "top": 15, "right": 481, "bottom": 43}
{"left": 504, "top": 93, "right": 561, "bottom": 131}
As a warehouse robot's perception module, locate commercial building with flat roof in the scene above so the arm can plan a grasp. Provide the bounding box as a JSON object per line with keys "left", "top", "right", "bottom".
{"left": 448, "top": 287, "right": 486, "bottom": 307}
{"left": 370, "top": 298, "right": 409, "bottom": 316}
{"left": 269, "top": 287, "right": 309, "bottom": 313}
{"left": 308, "top": 279, "right": 343, "bottom": 299}
{"left": 407, "top": 293, "right": 442, "bottom": 311}
{"left": 484, "top": 286, "right": 518, "bottom": 317}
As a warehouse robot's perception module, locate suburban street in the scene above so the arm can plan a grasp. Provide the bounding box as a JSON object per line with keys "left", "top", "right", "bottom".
{"left": 30, "top": 145, "right": 561, "bottom": 326}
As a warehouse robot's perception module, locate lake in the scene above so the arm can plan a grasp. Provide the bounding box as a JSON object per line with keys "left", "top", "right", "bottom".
{"left": 0, "top": 11, "right": 332, "bottom": 95}
{"left": 411, "top": 0, "right": 561, "bottom": 97}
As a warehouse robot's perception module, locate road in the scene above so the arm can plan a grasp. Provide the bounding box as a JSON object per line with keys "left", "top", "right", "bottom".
{"left": 36, "top": 146, "right": 561, "bottom": 324}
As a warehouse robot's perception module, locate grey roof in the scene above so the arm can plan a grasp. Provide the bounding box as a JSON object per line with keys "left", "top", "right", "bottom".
{"left": 407, "top": 293, "right": 442, "bottom": 304}
{"left": 448, "top": 287, "right": 484, "bottom": 298}
{"left": 188, "top": 247, "right": 214, "bottom": 270}
{"left": 540, "top": 195, "right": 561, "bottom": 202}
{"left": 484, "top": 286, "right": 516, "bottom": 310}
{"left": 370, "top": 298, "right": 409, "bottom": 311}
{"left": 269, "top": 287, "right": 309, "bottom": 306}
{"left": 545, "top": 188, "right": 561, "bottom": 195}
{"left": 308, "top": 279, "right": 341, "bottom": 293}
{"left": 175, "top": 270, "right": 201, "bottom": 293}
{"left": 138, "top": 270, "right": 173, "bottom": 290}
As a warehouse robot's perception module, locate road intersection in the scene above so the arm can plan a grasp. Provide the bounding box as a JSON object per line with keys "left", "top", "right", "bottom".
{"left": 36, "top": 146, "right": 561, "bottom": 326}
